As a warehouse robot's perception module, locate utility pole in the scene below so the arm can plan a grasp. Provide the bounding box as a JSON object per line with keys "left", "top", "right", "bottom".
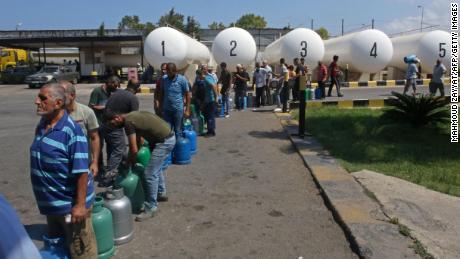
{"left": 311, "top": 19, "right": 314, "bottom": 30}
{"left": 372, "top": 19, "right": 374, "bottom": 29}
{"left": 341, "top": 19, "right": 344, "bottom": 36}
{"left": 418, "top": 5, "right": 424, "bottom": 32}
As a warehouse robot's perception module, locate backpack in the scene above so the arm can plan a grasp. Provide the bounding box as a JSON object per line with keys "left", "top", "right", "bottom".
{"left": 194, "top": 78, "right": 206, "bottom": 103}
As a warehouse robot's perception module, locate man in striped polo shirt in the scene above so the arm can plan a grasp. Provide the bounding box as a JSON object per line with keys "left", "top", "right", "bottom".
{"left": 30, "top": 83, "right": 97, "bottom": 259}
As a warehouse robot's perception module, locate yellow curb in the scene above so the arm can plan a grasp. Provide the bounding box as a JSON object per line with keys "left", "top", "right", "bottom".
{"left": 307, "top": 101, "right": 322, "bottom": 108}
{"left": 386, "top": 80, "right": 396, "bottom": 86}
{"left": 348, "top": 82, "right": 358, "bottom": 88}
{"left": 367, "top": 81, "right": 377, "bottom": 87}
{"left": 334, "top": 203, "right": 378, "bottom": 224}
{"left": 422, "top": 79, "right": 430, "bottom": 85}
{"left": 311, "top": 82, "right": 318, "bottom": 87}
{"left": 310, "top": 165, "right": 354, "bottom": 181}
{"left": 140, "top": 87, "right": 151, "bottom": 94}
{"left": 338, "top": 100, "right": 353, "bottom": 108}
{"left": 368, "top": 99, "right": 385, "bottom": 107}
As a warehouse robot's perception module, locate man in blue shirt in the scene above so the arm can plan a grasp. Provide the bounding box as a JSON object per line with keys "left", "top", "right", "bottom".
{"left": 160, "top": 63, "right": 191, "bottom": 139}
{"left": 30, "top": 83, "right": 97, "bottom": 259}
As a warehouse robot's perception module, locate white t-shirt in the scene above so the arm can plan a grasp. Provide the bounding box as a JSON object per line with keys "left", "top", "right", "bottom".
{"left": 253, "top": 68, "right": 268, "bottom": 88}
{"left": 0, "top": 195, "right": 41, "bottom": 259}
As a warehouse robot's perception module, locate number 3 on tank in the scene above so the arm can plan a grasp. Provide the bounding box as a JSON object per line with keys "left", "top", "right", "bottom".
{"left": 370, "top": 42, "right": 377, "bottom": 58}
{"left": 161, "top": 41, "right": 165, "bottom": 56}
{"left": 300, "top": 41, "right": 307, "bottom": 57}
{"left": 230, "top": 40, "right": 237, "bottom": 56}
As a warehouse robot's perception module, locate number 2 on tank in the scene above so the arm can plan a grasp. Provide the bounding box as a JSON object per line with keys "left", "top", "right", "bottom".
{"left": 230, "top": 40, "right": 237, "bottom": 56}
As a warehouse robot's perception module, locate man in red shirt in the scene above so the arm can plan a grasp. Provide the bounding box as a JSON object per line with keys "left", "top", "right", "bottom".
{"left": 327, "top": 55, "right": 343, "bottom": 97}
{"left": 316, "top": 61, "right": 328, "bottom": 99}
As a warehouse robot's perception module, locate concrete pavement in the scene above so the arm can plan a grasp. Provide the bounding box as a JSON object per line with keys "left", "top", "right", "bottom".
{"left": 353, "top": 170, "right": 460, "bottom": 259}
{"left": 0, "top": 84, "right": 357, "bottom": 258}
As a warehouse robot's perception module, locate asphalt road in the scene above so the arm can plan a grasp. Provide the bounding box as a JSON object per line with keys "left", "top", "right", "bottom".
{"left": 0, "top": 84, "right": 360, "bottom": 258}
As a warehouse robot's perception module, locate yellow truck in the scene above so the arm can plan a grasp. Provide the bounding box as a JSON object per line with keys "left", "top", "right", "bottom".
{"left": 0, "top": 48, "right": 29, "bottom": 71}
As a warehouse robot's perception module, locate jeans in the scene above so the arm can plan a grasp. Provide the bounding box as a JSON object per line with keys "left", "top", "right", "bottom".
{"left": 264, "top": 84, "right": 272, "bottom": 105}
{"left": 203, "top": 102, "right": 216, "bottom": 134}
{"left": 221, "top": 92, "right": 230, "bottom": 115}
{"left": 274, "top": 81, "right": 282, "bottom": 108}
{"left": 235, "top": 89, "right": 245, "bottom": 110}
{"left": 328, "top": 77, "right": 342, "bottom": 96}
{"left": 103, "top": 126, "right": 126, "bottom": 174}
{"left": 404, "top": 78, "right": 417, "bottom": 94}
{"left": 162, "top": 109, "right": 183, "bottom": 139}
{"left": 144, "top": 135, "right": 176, "bottom": 210}
{"left": 318, "top": 81, "right": 326, "bottom": 99}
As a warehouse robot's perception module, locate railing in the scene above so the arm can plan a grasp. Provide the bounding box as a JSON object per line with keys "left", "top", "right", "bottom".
{"left": 0, "top": 29, "right": 144, "bottom": 39}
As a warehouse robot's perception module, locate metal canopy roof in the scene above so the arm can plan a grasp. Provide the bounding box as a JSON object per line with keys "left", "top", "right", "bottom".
{"left": 0, "top": 29, "right": 144, "bottom": 50}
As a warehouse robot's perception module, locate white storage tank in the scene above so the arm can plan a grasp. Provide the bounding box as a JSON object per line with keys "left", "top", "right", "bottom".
{"left": 211, "top": 27, "right": 257, "bottom": 71}
{"left": 144, "top": 27, "right": 210, "bottom": 69}
{"left": 389, "top": 30, "right": 451, "bottom": 73}
{"left": 264, "top": 28, "right": 324, "bottom": 68}
{"left": 323, "top": 29, "right": 393, "bottom": 73}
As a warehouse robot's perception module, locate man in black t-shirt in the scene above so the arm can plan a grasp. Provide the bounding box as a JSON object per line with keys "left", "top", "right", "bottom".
{"left": 233, "top": 64, "right": 250, "bottom": 110}
{"left": 218, "top": 62, "right": 232, "bottom": 117}
{"left": 101, "top": 78, "right": 139, "bottom": 185}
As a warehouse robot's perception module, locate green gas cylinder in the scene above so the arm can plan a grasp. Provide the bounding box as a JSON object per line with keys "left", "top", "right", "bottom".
{"left": 136, "top": 146, "right": 151, "bottom": 168}
{"left": 305, "top": 89, "right": 312, "bottom": 100}
{"left": 116, "top": 164, "right": 145, "bottom": 213}
{"left": 190, "top": 104, "right": 197, "bottom": 117}
{"left": 92, "top": 196, "right": 115, "bottom": 259}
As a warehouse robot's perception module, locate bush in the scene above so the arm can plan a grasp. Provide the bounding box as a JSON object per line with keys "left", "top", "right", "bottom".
{"left": 382, "top": 92, "right": 450, "bottom": 128}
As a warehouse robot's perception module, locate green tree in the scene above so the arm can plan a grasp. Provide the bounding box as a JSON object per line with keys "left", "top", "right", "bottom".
{"left": 315, "top": 27, "right": 329, "bottom": 40}
{"left": 118, "top": 15, "right": 144, "bottom": 30}
{"left": 98, "top": 22, "right": 105, "bottom": 36}
{"left": 234, "top": 13, "right": 267, "bottom": 29}
{"left": 208, "top": 21, "right": 226, "bottom": 29}
{"left": 157, "top": 8, "right": 184, "bottom": 31}
{"left": 118, "top": 15, "right": 156, "bottom": 35}
{"left": 185, "top": 16, "right": 201, "bottom": 39}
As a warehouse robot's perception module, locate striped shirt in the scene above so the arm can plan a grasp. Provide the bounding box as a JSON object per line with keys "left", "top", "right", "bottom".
{"left": 30, "top": 111, "right": 94, "bottom": 215}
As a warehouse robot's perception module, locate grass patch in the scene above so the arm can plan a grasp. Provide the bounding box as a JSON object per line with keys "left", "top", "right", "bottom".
{"left": 293, "top": 107, "right": 460, "bottom": 197}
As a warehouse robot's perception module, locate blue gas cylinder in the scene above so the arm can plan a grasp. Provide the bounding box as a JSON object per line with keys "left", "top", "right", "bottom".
{"left": 40, "top": 235, "right": 70, "bottom": 259}
{"left": 173, "top": 137, "right": 191, "bottom": 165}
{"left": 183, "top": 128, "right": 197, "bottom": 155}
{"left": 404, "top": 54, "right": 418, "bottom": 64}
{"left": 243, "top": 96, "right": 247, "bottom": 109}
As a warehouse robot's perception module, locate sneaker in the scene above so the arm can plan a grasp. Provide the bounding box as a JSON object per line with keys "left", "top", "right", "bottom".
{"left": 274, "top": 108, "right": 282, "bottom": 112}
{"left": 338, "top": 94, "right": 344, "bottom": 97}
{"left": 225, "top": 114, "right": 230, "bottom": 118}
{"left": 205, "top": 132, "right": 216, "bottom": 138}
{"left": 135, "top": 207, "right": 156, "bottom": 222}
{"left": 252, "top": 108, "right": 257, "bottom": 111}
{"left": 157, "top": 194, "right": 169, "bottom": 202}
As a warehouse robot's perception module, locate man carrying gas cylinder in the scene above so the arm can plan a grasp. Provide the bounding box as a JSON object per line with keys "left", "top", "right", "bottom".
{"left": 104, "top": 109, "right": 175, "bottom": 221}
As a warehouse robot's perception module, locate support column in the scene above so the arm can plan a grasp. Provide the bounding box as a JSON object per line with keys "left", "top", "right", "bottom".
{"left": 43, "top": 42, "right": 47, "bottom": 65}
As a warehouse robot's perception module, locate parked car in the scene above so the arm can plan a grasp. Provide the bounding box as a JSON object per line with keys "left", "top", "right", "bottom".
{"left": 24, "top": 65, "right": 79, "bottom": 88}
{"left": 0, "top": 66, "right": 36, "bottom": 84}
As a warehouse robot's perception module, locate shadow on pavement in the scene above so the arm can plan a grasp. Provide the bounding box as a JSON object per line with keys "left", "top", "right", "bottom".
{"left": 25, "top": 223, "right": 47, "bottom": 241}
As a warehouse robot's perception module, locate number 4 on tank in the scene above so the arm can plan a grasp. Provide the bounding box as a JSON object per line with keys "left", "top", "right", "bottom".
{"left": 370, "top": 42, "right": 377, "bottom": 58}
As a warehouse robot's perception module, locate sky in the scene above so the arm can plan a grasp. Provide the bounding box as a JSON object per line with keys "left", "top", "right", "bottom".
{"left": 0, "top": 0, "right": 450, "bottom": 36}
